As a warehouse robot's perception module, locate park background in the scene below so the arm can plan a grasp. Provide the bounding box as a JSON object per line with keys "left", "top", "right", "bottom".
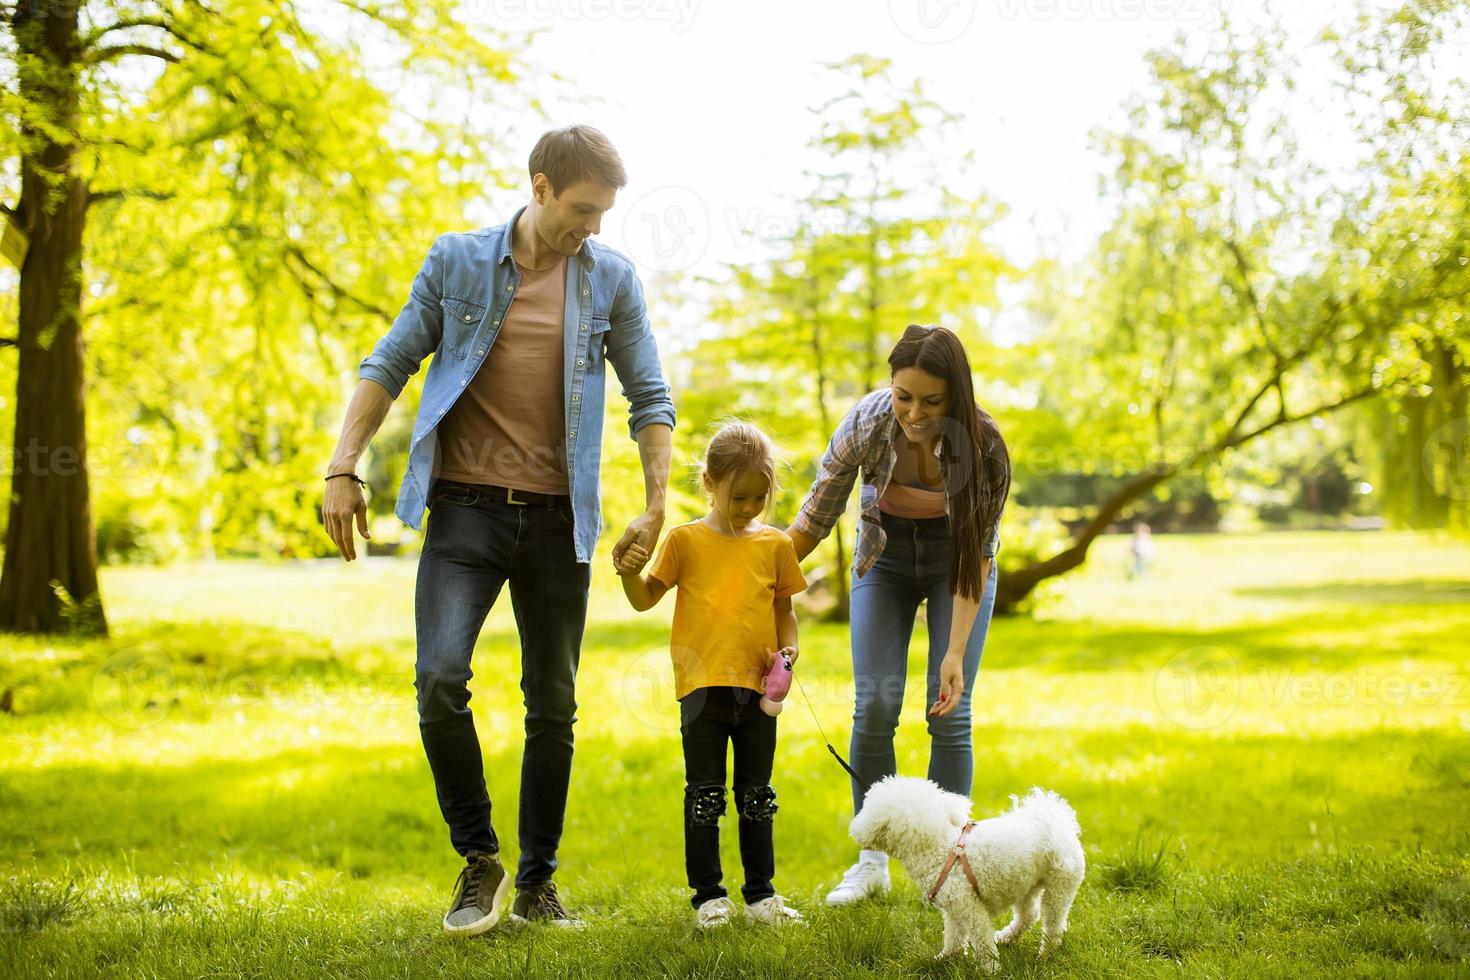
{"left": 2, "top": 0, "right": 1468, "bottom": 975}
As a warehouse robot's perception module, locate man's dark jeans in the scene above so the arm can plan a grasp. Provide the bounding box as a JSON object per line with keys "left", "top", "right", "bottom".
{"left": 414, "top": 477, "right": 590, "bottom": 887}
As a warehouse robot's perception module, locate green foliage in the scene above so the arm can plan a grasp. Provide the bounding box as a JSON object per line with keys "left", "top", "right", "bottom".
{"left": 3, "top": 1, "right": 534, "bottom": 562}
{"left": 1020, "top": 2, "right": 1469, "bottom": 552}
{"left": 47, "top": 580, "right": 105, "bottom": 638}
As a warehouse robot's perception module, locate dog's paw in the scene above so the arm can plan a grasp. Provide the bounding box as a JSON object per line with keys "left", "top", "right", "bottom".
{"left": 994, "top": 928, "right": 1018, "bottom": 945}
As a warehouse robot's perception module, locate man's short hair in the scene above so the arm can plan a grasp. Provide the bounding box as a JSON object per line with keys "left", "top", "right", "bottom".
{"left": 528, "top": 125, "right": 628, "bottom": 195}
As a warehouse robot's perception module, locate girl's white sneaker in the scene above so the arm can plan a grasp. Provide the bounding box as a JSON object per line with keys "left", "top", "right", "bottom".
{"left": 745, "top": 894, "right": 805, "bottom": 926}
{"left": 695, "top": 896, "right": 735, "bottom": 929}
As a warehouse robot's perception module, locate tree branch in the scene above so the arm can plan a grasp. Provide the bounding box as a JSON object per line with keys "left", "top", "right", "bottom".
{"left": 1220, "top": 381, "right": 1385, "bottom": 451}
{"left": 83, "top": 44, "right": 181, "bottom": 66}
{"left": 1224, "top": 237, "right": 1282, "bottom": 361}
{"left": 79, "top": 16, "right": 172, "bottom": 50}
{"left": 282, "top": 245, "right": 395, "bottom": 321}
{"left": 86, "top": 189, "right": 175, "bottom": 210}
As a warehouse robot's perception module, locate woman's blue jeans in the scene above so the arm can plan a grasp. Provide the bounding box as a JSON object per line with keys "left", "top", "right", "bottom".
{"left": 848, "top": 510, "right": 999, "bottom": 815}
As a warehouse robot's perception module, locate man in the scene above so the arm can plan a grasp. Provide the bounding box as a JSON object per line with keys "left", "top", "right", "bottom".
{"left": 321, "top": 125, "right": 674, "bottom": 934}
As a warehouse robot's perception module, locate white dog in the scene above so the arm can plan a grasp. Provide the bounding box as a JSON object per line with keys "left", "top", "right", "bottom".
{"left": 848, "top": 776, "right": 1085, "bottom": 969}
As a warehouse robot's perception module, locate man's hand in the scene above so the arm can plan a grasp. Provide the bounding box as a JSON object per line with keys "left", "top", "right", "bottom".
{"left": 612, "top": 509, "right": 663, "bottom": 571}
{"left": 323, "top": 477, "right": 370, "bottom": 561}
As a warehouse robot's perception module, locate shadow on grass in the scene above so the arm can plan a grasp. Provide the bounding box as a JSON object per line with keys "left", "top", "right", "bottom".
{"left": 1233, "top": 579, "right": 1470, "bottom": 606}
{"left": 5, "top": 721, "right": 1468, "bottom": 885}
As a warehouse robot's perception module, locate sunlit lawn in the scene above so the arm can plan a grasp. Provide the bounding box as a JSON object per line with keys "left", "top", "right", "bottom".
{"left": 2, "top": 530, "right": 1468, "bottom": 977}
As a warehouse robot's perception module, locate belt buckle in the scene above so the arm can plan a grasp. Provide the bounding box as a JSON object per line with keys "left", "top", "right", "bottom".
{"left": 505, "top": 487, "right": 528, "bottom": 506}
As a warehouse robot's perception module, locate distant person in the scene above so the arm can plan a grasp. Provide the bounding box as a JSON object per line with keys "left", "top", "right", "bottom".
{"left": 321, "top": 125, "right": 676, "bottom": 934}
{"left": 1128, "top": 521, "right": 1155, "bottom": 581}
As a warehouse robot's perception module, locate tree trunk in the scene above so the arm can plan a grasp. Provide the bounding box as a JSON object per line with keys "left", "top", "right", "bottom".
{"left": 0, "top": 5, "right": 106, "bottom": 635}
{"left": 994, "top": 463, "right": 1177, "bottom": 613}
{"left": 806, "top": 263, "right": 850, "bottom": 620}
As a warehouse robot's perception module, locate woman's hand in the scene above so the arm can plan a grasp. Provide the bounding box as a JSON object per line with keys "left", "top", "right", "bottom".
{"left": 929, "top": 650, "right": 965, "bottom": 716}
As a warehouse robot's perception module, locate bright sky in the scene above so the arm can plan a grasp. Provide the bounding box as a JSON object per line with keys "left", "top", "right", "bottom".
{"left": 460, "top": 0, "right": 1378, "bottom": 288}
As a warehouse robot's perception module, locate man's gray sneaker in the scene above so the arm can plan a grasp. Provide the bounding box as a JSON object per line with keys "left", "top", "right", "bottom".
{"left": 443, "top": 851, "right": 511, "bottom": 935}
{"left": 510, "top": 881, "right": 586, "bottom": 928}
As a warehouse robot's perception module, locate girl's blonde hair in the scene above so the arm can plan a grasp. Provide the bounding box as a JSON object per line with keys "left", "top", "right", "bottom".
{"left": 701, "top": 420, "right": 780, "bottom": 518}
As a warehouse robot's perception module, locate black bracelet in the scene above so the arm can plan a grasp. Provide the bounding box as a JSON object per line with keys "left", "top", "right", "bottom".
{"left": 325, "top": 473, "right": 367, "bottom": 487}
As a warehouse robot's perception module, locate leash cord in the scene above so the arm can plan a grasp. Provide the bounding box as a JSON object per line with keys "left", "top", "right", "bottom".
{"left": 791, "top": 669, "right": 870, "bottom": 793}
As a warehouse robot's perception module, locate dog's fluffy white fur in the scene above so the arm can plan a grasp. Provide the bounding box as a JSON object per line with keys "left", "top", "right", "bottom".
{"left": 848, "top": 776, "right": 1085, "bottom": 969}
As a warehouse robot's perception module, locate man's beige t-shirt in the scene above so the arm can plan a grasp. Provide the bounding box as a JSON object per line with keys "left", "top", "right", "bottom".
{"left": 435, "top": 257, "right": 570, "bottom": 494}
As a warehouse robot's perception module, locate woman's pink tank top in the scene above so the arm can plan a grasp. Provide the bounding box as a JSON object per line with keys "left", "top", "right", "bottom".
{"left": 878, "top": 481, "right": 947, "bottom": 519}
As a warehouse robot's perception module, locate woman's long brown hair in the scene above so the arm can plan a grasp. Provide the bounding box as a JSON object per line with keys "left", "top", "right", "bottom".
{"left": 887, "top": 324, "right": 1011, "bottom": 602}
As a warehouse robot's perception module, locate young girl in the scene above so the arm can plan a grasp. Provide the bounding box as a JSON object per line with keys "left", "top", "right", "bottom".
{"left": 615, "top": 421, "right": 808, "bottom": 929}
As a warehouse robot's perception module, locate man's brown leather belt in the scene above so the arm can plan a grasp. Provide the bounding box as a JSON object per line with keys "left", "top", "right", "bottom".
{"left": 436, "top": 480, "right": 567, "bottom": 508}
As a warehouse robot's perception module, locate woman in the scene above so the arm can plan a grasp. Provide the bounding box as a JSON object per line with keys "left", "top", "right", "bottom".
{"left": 785, "top": 324, "right": 1011, "bottom": 906}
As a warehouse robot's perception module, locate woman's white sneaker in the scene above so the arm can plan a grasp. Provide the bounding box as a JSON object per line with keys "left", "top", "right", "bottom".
{"left": 745, "top": 894, "right": 805, "bottom": 925}
{"left": 824, "top": 855, "right": 891, "bottom": 905}
{"left": 695, "top": 896, "right": 735, "bottom": 929}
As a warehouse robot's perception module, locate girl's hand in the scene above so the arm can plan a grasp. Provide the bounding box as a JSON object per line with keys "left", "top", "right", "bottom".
{"left": 614, "top": 543, "right": 650, "bottom": 576}
{"left": 763, "top": 646, "right": 800, "bottom": 670}
{"left": 929, "top": 651, "right": 964, "bottom": 716}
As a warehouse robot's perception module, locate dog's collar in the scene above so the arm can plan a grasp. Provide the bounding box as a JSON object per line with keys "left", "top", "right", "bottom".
{"left": 927, "top": 820, "right": 981, "bottom": 904}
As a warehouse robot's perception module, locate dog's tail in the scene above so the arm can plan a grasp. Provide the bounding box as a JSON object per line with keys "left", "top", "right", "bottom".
{"left": 1009, "top": 786, "right": 1082, "bottom": 849}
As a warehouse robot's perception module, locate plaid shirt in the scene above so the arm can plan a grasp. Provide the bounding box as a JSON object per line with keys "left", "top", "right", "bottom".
{"left": 791, "top": 388, "right": 1000, "bottom": 579}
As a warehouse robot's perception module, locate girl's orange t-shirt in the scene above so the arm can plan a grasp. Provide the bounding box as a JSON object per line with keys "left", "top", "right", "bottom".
{"left": 648, "top": 520, "right": 807, "bottom": 700}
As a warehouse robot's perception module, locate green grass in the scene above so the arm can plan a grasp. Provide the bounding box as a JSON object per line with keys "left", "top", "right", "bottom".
{"left": 2, "top": 529, "right": 1468, "bottom": 977}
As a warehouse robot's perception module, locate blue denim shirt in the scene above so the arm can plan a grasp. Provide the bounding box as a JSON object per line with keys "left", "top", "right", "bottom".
{"left": 358, "top": 206, "right": 677, "bottom": 563}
